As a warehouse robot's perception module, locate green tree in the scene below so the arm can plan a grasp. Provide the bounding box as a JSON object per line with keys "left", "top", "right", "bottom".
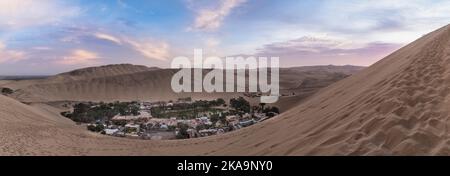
{"left": 176, "top": 123, "right": 190, "bottom": 139}
{"left": 230, "top": 97, "right": 250, "bottom": 113}
{"left": 1, "top": 88, "right": 13, "bottom": 95}
{"left": 87, "top": 124, "right": 104, "bottom": 132}
{"left": 210, "top": 114, "right": 220, "bottom": 124}
{"left": 270, "top": 107, "right": 280, "bottom": 114}
{"left": 216, "top": 98, "right": 225, "bottom": 105}
{"left": 259, "top": 103, "right": 266, "bottom": 112}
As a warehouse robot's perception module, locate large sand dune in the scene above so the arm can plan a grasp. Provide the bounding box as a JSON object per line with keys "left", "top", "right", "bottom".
{"left": 1, "top": 24, "right": 449, "bottom": 156}
{"left": 4, "top": 64, "right": 360, "bottom": 113}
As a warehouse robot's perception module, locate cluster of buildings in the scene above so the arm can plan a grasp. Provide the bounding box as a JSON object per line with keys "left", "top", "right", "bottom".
{"left": 180, "top": 112, "right": 275, "bottom": 138}
{"left": 87, "top": 100, "right": 278, "bottom": 140}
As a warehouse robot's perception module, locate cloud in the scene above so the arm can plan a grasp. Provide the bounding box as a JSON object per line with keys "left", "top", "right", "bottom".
{"left": 124, "top": 38, "right": 170, "bottom": 61}
{"left": 57, "top": 28, "right": 171, "bottom": 61}
{"left": 259, "top": 36, "right": 355, "bottom": 54}
{"left": 0, "top": 0, "right": 80, "bottom": 29}
{"left": 0, "top": 42, "right": 26, "bottom": 63}
{"left": 248, "top": 0, "right": 450, "bottom": 46}
{"left": 32, "top": 46, "right": 52, "bottom": 51}
{"left": 205, "top": 37, "right": 221, "bottom": 48}
{"left": 57, "top": 49, "right": 100, "bottom": 65}
{"left": 189, "top": 0, "right": 246, "bottom": 31}
{"left": 94, "top": 33, "right": 122, "bottom": 45}
{"left": 91, "top": 33, "right": 170, "bottom": 60}
{"left": 116, "top": 0, "right": 143, "bottom": 13}
{"left": 318, "top": 0, "right": 450, "bottom": 35}
{"left": 255, "top": 36, "right": 403, "bottom": 66}
{"left": 117, "top": 0, "right": 129, "bottom": 8}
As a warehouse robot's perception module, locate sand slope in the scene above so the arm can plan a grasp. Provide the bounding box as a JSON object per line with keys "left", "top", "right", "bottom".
{"left": 165, "top": 23, "right": 450, "bottom": 155}
{"left": 238, "top": 24, "right": 450, "bottom": 155}
{"left": 0, "top": 94, "right": 164, "bottom": 155}
{"left": 1, "top": 24, "right": 449, "bottom": 156}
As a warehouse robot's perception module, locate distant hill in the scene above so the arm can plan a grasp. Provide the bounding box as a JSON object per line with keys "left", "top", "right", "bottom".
{"left": 0, "top": 75, "right": 50, "bottom": 80}
{"left": 4, "top": 64, "right": 362, "bottom": 112}
{"left": 51, "top": 64, "right": 159, "bottom": 82}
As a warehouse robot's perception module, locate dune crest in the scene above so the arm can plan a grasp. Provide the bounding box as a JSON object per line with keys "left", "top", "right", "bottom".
{"left": 7, "top": 65, "right": 360, "bottom": 106}
{"left": 52, "top": 64, "right": 158, "bottom": 82}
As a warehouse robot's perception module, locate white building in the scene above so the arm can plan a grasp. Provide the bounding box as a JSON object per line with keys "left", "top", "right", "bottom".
{"left": 199, "top": 129, "right": 218, "bottom": 136}
{"left": 160, "top": 124, "right": 169, "bottom": 130}
{"left": 104, "top": 129, "right": 119, "bottom": 135}
{"left": 226, "top": 115, "right": 238, "bottom": 121}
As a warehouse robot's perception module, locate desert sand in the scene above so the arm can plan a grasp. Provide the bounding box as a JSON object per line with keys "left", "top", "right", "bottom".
{"left": 1, "top": 24, "right": 449, "bottom": 156}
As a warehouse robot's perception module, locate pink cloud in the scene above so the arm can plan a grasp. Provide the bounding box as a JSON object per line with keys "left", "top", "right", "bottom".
{"left": 0, "top": 42, "right": 26, "bottom": 63}
{"left": 57, "top": 49, "right": 100, "bottom": 65}
{"left": 92, "top": 33, "right": 170, "bottom": 60}
{"left": 255, "top": 36, "right": 403, "bottom": 66}
{"left": 189, "top": 0, "right": 246, "bottom": 31}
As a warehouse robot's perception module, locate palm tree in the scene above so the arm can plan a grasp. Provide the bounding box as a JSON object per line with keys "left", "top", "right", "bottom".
{"left": 259, "top": 103, "right": 266, "bottom": 112}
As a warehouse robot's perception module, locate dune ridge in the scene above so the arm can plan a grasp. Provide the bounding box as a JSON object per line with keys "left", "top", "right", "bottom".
{"left": 51, "top": 64, "right": 158, "bottom": 82}
{"left": 7, "top": 65, "right": 360, "bottom": 107}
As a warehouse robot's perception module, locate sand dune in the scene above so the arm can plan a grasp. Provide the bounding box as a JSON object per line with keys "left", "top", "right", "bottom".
{"left": 5, "top": 65, "right": 360, "bottom": 113}
{"left": 1, "top": 64, "right": 155, "bottom": 91}
{"left": 1, "top": 24, "right": 449, "bottom": 156}
{"left": 50, "top": 64, "right": 158, "bottom": 82}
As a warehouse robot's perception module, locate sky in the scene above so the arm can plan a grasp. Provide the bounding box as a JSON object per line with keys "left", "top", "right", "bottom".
{"left": 0, "top": 0, "right": 449, "bottom": 75}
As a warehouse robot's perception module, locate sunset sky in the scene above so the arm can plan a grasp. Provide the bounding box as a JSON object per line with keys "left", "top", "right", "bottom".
{"left": 0, "top": 0, "right": 449, "bottom": 74}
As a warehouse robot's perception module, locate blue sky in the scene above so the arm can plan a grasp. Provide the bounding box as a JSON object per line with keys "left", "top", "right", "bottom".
{"left": 0, "top": 0, "right": 449, "bottom": 75}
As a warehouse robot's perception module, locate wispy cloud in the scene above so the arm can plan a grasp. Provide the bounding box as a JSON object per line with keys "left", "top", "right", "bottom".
{"left": 255, "top": 36, "right": 403, "bottom": 66}
{"left": 0, "top": 41, "right": 26, "bottom": 63}
{"left": 0, "top": 0, "right": 80, "bottom": 29}
{"left": 315, "top": 0, "right": 450, "bottom": 42}
{"left": 57, "top": 49, "right": 100, "bottom": 66}
{"left": 116, "top": 0, "right": 143, "bottom": 13}
{"left": 237, "top": 0, "right": 450, "bottom": 47}
{"left": 92, "top": 32, "right": 170, "bottom": 60}
{"left": 189, "top": 0, "right": 246, "bottom": 31}
{"left": 124, "top": 38, "right": 170, "bottom": 61}
{"left": 259, "top": 36, "right": 356, "bottom": 54}
{"left": 56, "top": 28, "right": 171, "bottom": 61}
{"left": 94, "top": 33, "right": 123, "bottom": 45}
{"left": 2, "top": 0, "right": 450, "bottom": 74}
{"left": 117, "top": 0, "right": 128, "bottom": 8}
{"left": 32, "top": 46, "right": 52, "bottom": 51}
